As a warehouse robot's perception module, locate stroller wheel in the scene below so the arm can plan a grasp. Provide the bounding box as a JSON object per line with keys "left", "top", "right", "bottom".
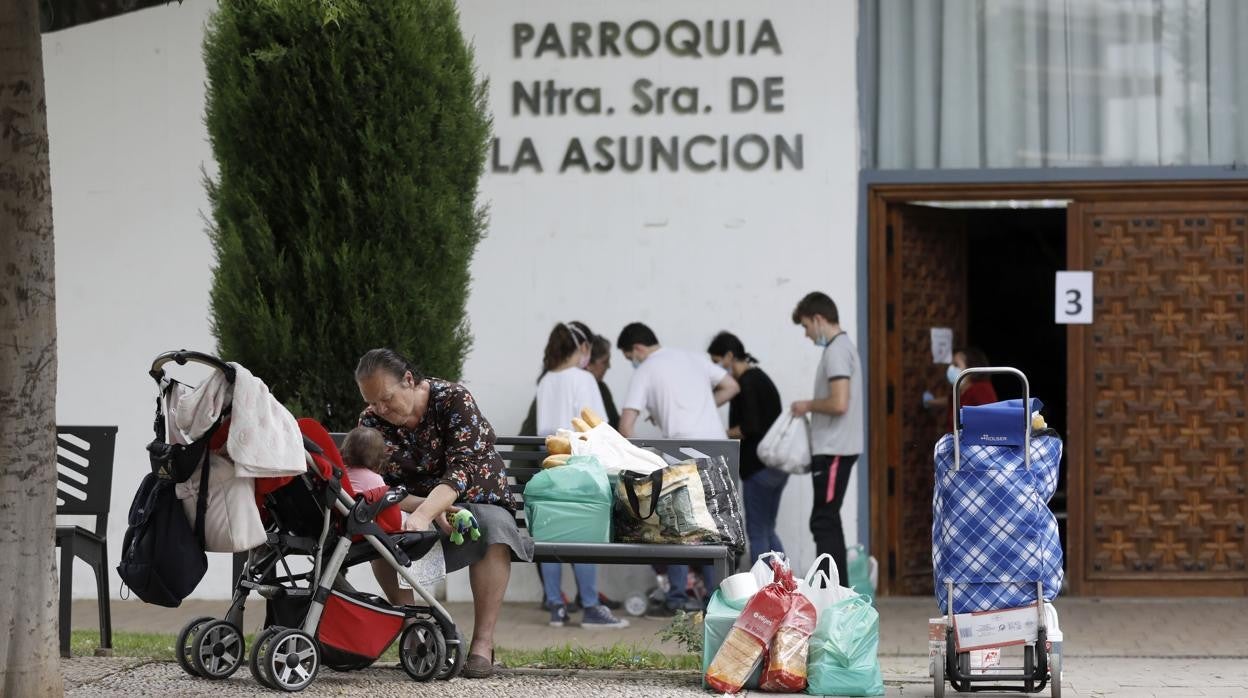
{"left": 436, "top": 626, "right": 462, "bottom": 680}
{"left": 175, "top": 616, "right": 215, "bottom": 677}
{"left": 623, "top": 593, "right": 648, "bottom": 617}
{"left": 248, "top": 626, "right": 283, "bottom": 690}
{"left": 262, "top": 628, "right": 320, "bottom": 692}
{"left": 399, "top": 619, "right": 446, "bottom": 682}
{"left": 190, "top": 620, "right": 245, "bottom": 680}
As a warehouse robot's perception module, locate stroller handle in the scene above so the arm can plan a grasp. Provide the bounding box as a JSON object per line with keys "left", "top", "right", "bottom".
{"left": 149, "top": 350, "right": 236, "bottom": 383}
{"left": 952, "top": 366, "right": 1031, "bottom": 471}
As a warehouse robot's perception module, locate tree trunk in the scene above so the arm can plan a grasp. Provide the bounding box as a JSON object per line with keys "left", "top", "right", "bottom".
{"left": 0, "top": 0, "right": 63, "bottom": 693}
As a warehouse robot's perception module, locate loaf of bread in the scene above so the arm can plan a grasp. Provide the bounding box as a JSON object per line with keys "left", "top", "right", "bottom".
{"left": 759, "top": 594, "right": 816, "bottom": 692}
{"left": 571, "top": 417, "right": 592, "bottom": 432}
{"left": 706, "top": 627, "right": 765, "bottom": 693}
{"left": 541, "top": 453, "right": 570, "bottom": 469}
{"left": 580, "top": 407, "right": 604, "bottom": 428}
{"left": 545, "top": 435, "right": 572, "bottom": 455}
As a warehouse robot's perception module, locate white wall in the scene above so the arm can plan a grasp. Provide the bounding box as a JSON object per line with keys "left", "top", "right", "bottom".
{"left": 45, "top": 0, "right": 859, "bottom": 601}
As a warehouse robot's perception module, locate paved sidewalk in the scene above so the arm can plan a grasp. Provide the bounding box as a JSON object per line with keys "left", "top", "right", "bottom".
{"left": 67, "top": 596, "right": 1248, "bottom": 696}
{"left": 75, "top": 595, "right": 1248, "bottom": 658}
{"left": 62, "top": 655, "right": 1248, "bottom": 697}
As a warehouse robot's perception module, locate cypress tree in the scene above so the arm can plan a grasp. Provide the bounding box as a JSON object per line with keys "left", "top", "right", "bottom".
{"left": 204, "top": 0, "right": 489, "bottom": 429}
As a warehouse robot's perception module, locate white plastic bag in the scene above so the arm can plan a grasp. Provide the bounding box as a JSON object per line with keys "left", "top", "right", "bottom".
{"left": 750, "top": 551, "right": 789, "bottom": 588}
{"left": 797, "top": 554, "right": 853, "bottom": 617}
{"left": 757, "top": 413, "right": 812, "bottom": 474}
{"left": 566, "top": 422, "right": 667, "bottom": 476}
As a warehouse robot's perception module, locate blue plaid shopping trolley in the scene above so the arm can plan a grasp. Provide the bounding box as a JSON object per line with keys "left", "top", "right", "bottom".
{"left": 929, "top": 367, "right": 1064, "bottom": 697}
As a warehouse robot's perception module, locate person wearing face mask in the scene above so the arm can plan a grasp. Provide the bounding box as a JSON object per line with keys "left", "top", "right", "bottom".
{"left": 616, "top": 321, "right": 740, "bottom": 615}
{"left": 923, "top": 347, "right": 998, "bottom": 431}
{"left": 534, "top": 321, "right": 629, "bottom": 628}
{"left": 707, "top": 331, "right": 785, "bottom": 560}
{"left": 790, "top": 292, "right": 863, "bottom": 588}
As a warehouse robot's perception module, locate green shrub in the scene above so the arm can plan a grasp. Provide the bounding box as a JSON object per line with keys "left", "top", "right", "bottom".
{"left": 204, "top": 0, "right": 489, "bottom": 429}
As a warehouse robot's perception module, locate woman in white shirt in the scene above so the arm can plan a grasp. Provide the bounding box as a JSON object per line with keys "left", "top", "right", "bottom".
{"left": 534, "top": 322, "right": 628, "bottom": 628}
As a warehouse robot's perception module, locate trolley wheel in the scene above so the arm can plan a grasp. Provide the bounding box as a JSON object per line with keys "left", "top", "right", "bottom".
{"left": 189, "top": 620, "right": 245, "bottom": 680}
{"left": 436, "top": 625, "right": 463, "bottom": 680}
{"left": 248, "top": 626, "right": 283, "bottom": 690}
{"left": 623, "top": 593, "right": 648, "bottom": 617}
{"left": 1050, "top": 652, "right": 1062, "bottom": 698}
{"left": 933, "top": 650, "right": 945, "bottom": 698}
{"left": 399, "top": 619, "right": 446, "bottom": 682}
{"left": 175, "top": 616, "right": 215, "bottom": 677}
{"left": 261, "top": 628, "right": 320, "bottom": 692}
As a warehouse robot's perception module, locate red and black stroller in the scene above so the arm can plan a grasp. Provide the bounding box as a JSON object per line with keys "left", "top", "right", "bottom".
{"left": 144, "top": 351, "right": 460, "bottom": 691}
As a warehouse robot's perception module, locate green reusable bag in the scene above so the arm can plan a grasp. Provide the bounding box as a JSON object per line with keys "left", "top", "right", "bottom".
{"left": 847, "top": 544, "right": 875, "bottom": 602}
{"left": 806, "top": 594, "right": 885, "bottom": 696}
{"left": 523, "top": 456, "right": 612, "bottom": 543}
{"left": 701, "top": 590, "right": 763, "bottom": 690}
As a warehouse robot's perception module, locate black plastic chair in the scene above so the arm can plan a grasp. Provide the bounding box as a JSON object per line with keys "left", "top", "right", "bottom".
{"left": 55, "top": 426, "right": 117, "bottom": 658}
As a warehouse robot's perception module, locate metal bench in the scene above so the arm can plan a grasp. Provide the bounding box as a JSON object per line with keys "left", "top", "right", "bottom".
{"left": 55, "top": 425, "right": 118, "bottom": 658}
{"left": 231, "top": 433, "right": 745, "bottom": 594}
{"left": 494, "top": 435, "right": 742, "bottom": 582}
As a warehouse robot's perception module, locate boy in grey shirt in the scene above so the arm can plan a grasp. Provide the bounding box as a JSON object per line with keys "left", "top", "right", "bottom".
{"left": 791, "top": 292, "right": 863, "bottom": 587}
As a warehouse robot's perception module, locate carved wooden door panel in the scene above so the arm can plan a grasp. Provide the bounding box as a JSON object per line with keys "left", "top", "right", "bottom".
{"left": 882, "top": 204, "right": 967, "bottom": 595}
{"left": 1070, "top": 201, "right": 1248, "bottom": 594}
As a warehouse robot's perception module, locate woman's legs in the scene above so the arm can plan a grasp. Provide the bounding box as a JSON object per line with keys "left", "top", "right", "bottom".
{"left": 540, "top": 562, "right": 564, "bottom": 607}
{"left": 371, "top": 558, "right": 415, "bottom": 606}
{"left": 570, "top": 564, "right": 599, "bottom": 608}
{"left": 743, "top": 468, "right": 789, "bottom": 558}
{"left": 467, "top": 542, "right": 510, "bottom": 660}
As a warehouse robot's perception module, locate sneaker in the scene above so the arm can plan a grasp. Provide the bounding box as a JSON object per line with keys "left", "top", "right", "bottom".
{"left": 549, "top": 604, "right": 568, "bottom": 627}
{"left": 644, "top": 603, "right": 680, "bottom": 619}
{"left": 581, "top": 604, "right": 630, "bottom": 628}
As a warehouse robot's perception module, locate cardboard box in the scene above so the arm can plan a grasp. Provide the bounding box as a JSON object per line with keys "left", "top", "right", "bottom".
{"left": 952, "top": 603, "right": 1043, "bottom": 652}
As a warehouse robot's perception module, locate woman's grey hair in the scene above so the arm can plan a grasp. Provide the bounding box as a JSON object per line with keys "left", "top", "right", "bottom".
{"left": 355, "top": 348, "right": 424, "bottom": 383}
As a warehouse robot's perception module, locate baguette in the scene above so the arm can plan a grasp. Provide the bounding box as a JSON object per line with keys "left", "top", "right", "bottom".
{"left": 545, "top": 435, "right": 572, "bottom": 455}
{"left": 541, "top": 453, "right": 571, "bottom": 469}
{"left": 571, "top": 417, "right": 592, "bottom": 432}
{"left": 580, "top": 407, "right": 605, "bottom": 428}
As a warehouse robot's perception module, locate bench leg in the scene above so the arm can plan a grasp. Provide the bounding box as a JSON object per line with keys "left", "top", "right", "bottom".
{"left": 714, "top": 554, "right": 731, "bottom": 587}
{"left": 91, "top": 540, "right": 112, "bottom": 652}
{"left": 59, "top": 538, "right": 73, "bottom": 658}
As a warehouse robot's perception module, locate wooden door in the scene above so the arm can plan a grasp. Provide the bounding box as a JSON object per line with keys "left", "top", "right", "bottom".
{"left": 1069, "top": 201, "right": 1248, "bottom": 594}
{"left": 877, "top": 204, "right": 967, "bottom": 595}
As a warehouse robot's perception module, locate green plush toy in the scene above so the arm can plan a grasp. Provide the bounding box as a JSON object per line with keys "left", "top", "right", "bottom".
{"left": 449, "top": 509, "right": 481, "bottom": 545}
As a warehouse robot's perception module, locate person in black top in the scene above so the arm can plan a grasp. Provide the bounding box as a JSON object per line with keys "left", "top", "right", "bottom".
{"left": 707, "top": 331, "right": 786, "bottom": 559}
{"left": 586, "top": 334, "right": 620, "bottom": 429}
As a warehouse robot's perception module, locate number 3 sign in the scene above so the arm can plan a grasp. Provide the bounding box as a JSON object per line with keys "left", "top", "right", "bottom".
{"left": 1055, "top": 271, "right": 1093, "bottom": 324}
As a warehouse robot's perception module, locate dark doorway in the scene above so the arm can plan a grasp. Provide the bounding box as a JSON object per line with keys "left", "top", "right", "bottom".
{"left": 964, "top": 208, "right": 1069, "bottom": 559}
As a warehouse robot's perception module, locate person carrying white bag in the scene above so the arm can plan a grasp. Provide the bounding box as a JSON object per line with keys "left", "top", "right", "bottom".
{"left": 757, "top": 412, "right": 812, "bottom": 475}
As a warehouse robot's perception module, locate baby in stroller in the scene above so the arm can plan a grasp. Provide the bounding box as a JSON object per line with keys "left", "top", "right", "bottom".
{"left": 148, "top": 352, "right": 461, "bottom": 692}
{"left": 340, "top": 425, "right": 449, "bottom": 608}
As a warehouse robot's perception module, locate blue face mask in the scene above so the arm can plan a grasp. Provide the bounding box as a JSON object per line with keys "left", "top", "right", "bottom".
{"left": 946, "top": 364, "right": 961, "bottom": 385}
{"left": 630, "top": 356, "right": 642, "bottom": 369}
{"left": 814, "top": 333, "right": 831, "bottom": 348}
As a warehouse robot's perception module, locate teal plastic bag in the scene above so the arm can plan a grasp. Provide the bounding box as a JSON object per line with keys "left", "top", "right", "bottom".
{"left": 806, "top": 595, "right": 884, "bottom": 696}
{"left": 523, "top": 456, "right": 612, "bottom": 543}
{"left": 847, "top": 545, "right": 875, "bottom": 602}
{"left": 701, "top": 590, "right": 763, "bottom": 689}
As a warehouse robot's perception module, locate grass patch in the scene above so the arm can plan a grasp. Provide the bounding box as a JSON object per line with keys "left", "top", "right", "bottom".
{"left": 71, "top": 631, "right": 698, "bottom": 671}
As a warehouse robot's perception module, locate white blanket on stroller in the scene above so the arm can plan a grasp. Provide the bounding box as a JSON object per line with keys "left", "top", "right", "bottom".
{"left": 174, "top": 362, "right": 306, "bottom": 478}
{"left": 169, "top": 361, "right": 307, "bottom": 553}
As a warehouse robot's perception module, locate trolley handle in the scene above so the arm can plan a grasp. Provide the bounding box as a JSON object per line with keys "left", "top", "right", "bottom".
{"left": 951, "top": 366, "right": 1031, "bottom": 471}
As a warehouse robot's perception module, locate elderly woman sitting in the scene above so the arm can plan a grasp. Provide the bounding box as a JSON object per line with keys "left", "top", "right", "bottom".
{"left": 355, "top": 348, "right": 533, "bottom": 679}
